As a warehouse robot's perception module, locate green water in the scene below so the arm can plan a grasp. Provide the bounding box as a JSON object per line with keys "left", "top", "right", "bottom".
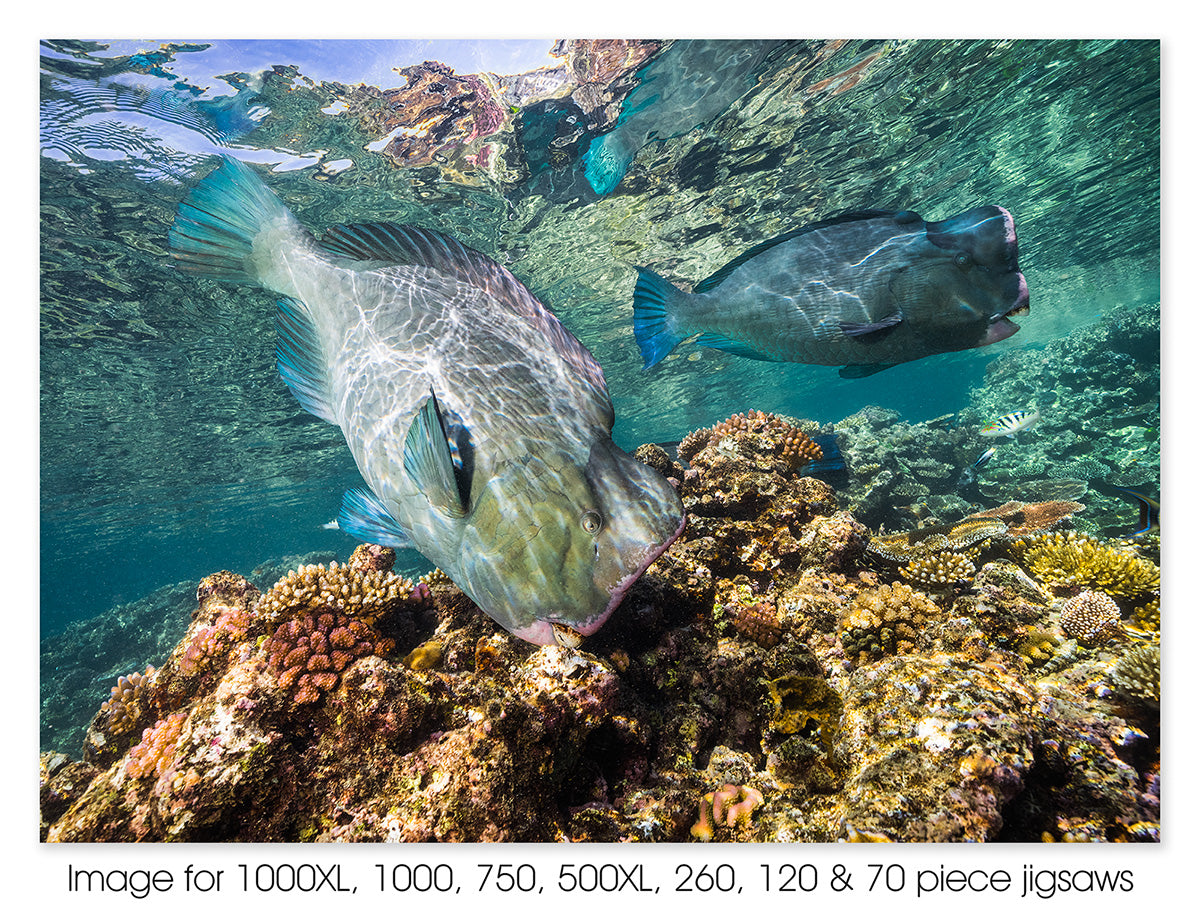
{"left": 39, "top": 38, "right": 1159, "bottom": 633}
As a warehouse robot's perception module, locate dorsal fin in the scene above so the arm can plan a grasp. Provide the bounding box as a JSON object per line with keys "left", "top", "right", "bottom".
{"left": 695, "top": 209, "right": 902, "bottom": 293}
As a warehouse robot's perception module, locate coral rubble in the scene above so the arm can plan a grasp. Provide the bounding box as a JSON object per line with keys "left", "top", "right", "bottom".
{"left": 41, "top": 406, "right": 1160, "bottom": 843}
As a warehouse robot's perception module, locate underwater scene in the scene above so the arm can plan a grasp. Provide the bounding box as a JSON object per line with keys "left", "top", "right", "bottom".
{"left": 39, "top": 38, "right": 1160, "bottom": 843}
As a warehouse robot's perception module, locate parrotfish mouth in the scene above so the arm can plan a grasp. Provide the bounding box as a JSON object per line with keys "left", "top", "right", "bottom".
{"left": 982, "top": 271, "right": 1030, "bottom": 346}
{"left": 525, "top": 512, "right": 689, "bottom": 647}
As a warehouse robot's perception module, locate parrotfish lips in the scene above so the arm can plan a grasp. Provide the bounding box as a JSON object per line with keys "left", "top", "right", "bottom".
{"left": 516, "top": 512, "right": 688, "bottom": 647}
{"left": 981, "top": 267, "right": 1030, "bottom": 345}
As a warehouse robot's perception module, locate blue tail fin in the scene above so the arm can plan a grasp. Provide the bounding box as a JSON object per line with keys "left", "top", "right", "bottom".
{"left": 632, "top": 267, "right": 687, "bottom": 369}
{"left": 806, "top": 434, "right": 847, "bottom": 473}
{"left": 168, "top": 156, "right": 293, "bottom": 283}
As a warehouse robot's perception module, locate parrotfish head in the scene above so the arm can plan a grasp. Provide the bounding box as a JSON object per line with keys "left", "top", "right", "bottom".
{"left": 894, "top": 205, "right": 1030, "bottom": 354}
{"left": 456, "top": 440, "right": 685, "bottom": 645}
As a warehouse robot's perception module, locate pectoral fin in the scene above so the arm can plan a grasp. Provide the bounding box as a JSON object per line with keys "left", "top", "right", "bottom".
{"left": 336, "top": 488, "right": 413, "bottom": 548}
{"left": 403, "top": 391, "right": 469, "bottom": 518}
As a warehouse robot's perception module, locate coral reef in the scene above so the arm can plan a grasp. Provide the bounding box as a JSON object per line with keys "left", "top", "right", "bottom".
{"left": 1059, "top": 590, "right": 1125, "bottom": 646}
{"left": 1111, "top": 643, "right": 1160, "bottom": 707}
{"left": 1013, "top": 531, "right": 1160, "bottom": 600}
{"left": 40, "top": 407, "right": 1160, "bottom": 843}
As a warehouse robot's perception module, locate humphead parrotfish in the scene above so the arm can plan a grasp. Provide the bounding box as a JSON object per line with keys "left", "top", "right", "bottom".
{"left": 632, "top": 207, "right": 1030, "bottom": 377}
{"left": 169, "top": 156, "right": 685, "bottom": 646}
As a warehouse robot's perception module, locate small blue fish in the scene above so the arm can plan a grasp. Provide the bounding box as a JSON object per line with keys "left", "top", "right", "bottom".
{"left": 979, "top": 409, "right": 1041, "bottom": 439}
{"left": 1112, "top": 486, "right": 1160, "bottom": 537}
{"left": 972, "top": 446, "right": 998, "bottom": 468}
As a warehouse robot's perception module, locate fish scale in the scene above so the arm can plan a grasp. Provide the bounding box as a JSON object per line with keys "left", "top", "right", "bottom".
{"left": 170, "top": 156, "right": 685, "bottom": 645}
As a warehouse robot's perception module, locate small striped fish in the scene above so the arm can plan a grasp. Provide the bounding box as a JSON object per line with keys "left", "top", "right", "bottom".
{"left": 980, "top": 409, "right": 1041, "bottom": 438}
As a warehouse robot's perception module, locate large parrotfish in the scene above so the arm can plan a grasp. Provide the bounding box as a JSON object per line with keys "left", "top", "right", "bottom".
{"left": 169, "top": 156, "right": 685, "bottom": 646}
{"left": 633, "top": 207, "right": 1030, "bottom": 377}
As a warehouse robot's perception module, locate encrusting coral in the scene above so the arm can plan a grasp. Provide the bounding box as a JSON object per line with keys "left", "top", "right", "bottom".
{"left": 690, "top": 784, "right": 764, "bottom": 841}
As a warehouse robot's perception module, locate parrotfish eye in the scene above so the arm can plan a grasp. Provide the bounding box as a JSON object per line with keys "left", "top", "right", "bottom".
{"left": 580, "top": 510, "right": 604, "bottom": 534}
{"left": 955, "top": 252, "right": 972, "bottom": 269}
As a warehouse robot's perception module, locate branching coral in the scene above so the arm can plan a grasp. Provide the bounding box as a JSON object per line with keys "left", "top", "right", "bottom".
{"left": 264, "top": 611, "right": 395, "bottom": 705}
{"left": 125, "top": 711, "right": 187, "bottom": 785}
{"left": 677, "top": 409, "right": 824, "bottom": 471}
{"left": 840, "top": 581, "right": 941, "bottom": 666}
{"left": 256, "top": 560, "right": 414, "bottom": 628}
{"left": 1111, "top": 643, "right": 1160, "bottom": 707}
{"left": 99, "top": 666, "right": 156, "bottom": 735}
{"left": 690, "top": 784, "right": 764, "bottom": 841}
{"left": 255, "top": 558, "right": 420, "bottom": 705}
{"left": 1059, "top": 590, "right": 1125, "bottom": 645}
{"left": 1014, "top": 531, "right": 1160, "bottom": 599}
{"left": 899, "top": 550, "right": 975, "bottom": 590}
{"left": 731, "top": 598, "right": 783, "bottom": 648}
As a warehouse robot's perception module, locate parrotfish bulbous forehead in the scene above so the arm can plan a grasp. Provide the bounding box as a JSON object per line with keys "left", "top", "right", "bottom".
{"left": 924, "top": 205, "right": 1029, "bottom": 346}
{"left": 456, "top": 441, "right": 685, "bottom": 646}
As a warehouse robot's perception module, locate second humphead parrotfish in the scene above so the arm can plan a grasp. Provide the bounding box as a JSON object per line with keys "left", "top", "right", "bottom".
{"left": 169, "top": 157, "right": 685, "bottom": 646}
{"left": 632, "top": 207, "right": 1030, "bottom": 377}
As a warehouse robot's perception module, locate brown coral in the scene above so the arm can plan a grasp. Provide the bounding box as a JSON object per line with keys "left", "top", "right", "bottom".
{"left": 264, "top": 610, "right": 394, "bottom": 705}
{"left": 840, "top": 581, "right": 941, "bottom": 666}
{"left": 677, "top": 409, "right": 824, "bottom": 472}
{"left": 255, "top": 560, "right": 414, "bottom": 628}
{"left": 970, "top": 499, "right": 1085, "bottom": 538}
{"left": 731, "top": 598, "right": 783, "bottom": 648}
{"left": 98, "top": 666, "right": 156, "bottom": 735}
{"left": 1059, "top": 590, "right": 1124, "bottom": 645}
{"left": 867, "top": 516, "right": 1008, "bottom": 563}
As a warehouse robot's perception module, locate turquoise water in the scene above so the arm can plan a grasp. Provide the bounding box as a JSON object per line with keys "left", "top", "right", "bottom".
{"left": 39, "top": 38, "right": 1159, "bottom": 635}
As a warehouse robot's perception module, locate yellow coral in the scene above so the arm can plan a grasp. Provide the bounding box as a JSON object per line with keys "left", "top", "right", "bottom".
{"left": 899, "top": 550, "right": 975, "bottom": 589}
{"left": 840, "top": 581, "right": 941, "bottom": 666}
{"left": 766, "top": 673, "right": 842, "bottom": 751}
{"left": 1111, "top": 643, "right": 1160, "bottom": 706}
{"left": 255, "top": 559, "right": 413, "bottom": 627}
{"left": 1015, "top": 531, "right": 1159, "bottom": 599}
{"left": 690, "top": 784, "right": 764, "bottom": 841}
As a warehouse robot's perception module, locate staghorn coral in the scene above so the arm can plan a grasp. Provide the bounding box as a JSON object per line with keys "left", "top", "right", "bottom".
{"left": 899, "top": 550, "right": 976, "bottom": 590}
{"left": 840, "top": 581, "right": 941, "bottom": 667}
{"left": 690, "top": 784, "right": 764, "bottom": 841}
{"left": 1111, "top": 643, "right": 1160, "bottom": 707}
{"left": 1059, "top": 590, "right": 1125, "bottom": 646}
{"left": 1015, "top": 531, "right": 1160, "bottom": 599}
